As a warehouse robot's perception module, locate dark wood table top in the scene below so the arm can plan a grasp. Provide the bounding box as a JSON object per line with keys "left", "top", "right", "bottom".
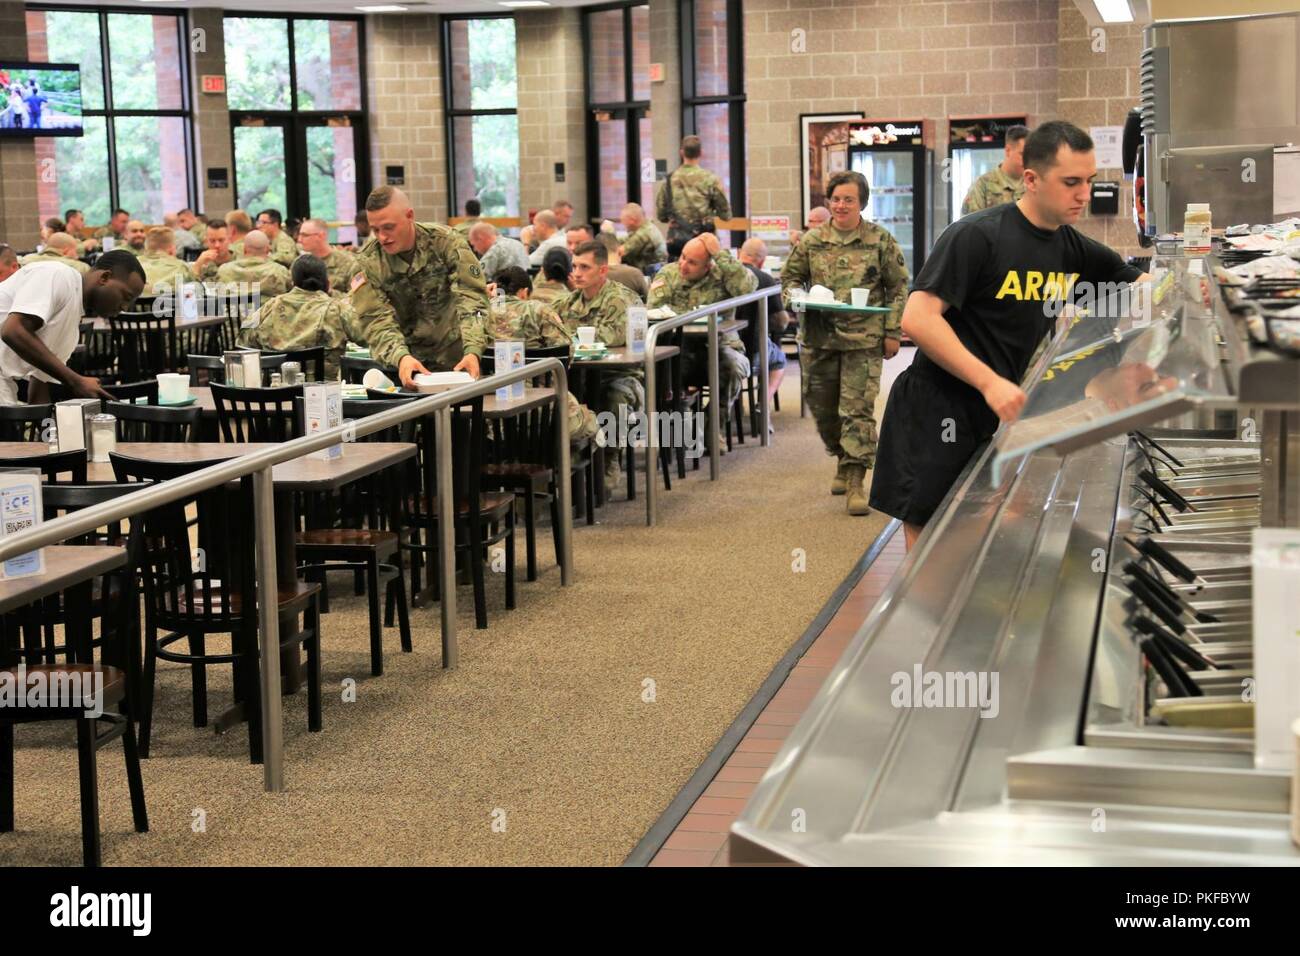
{"left": 0, "top": 545, "right": 126, "bottom": 614}
{"left": 0, "top": 442, "right": 416, "bottom": 493}
{"left": 88, "top": 313, "right": 227, "bottom": 333}
{"left": 481, "top": 386, "right": 557, "bottom": 418}
{"left": 680, "top": 319, "right": 746, "bottom": 336}
{"left": 573, "top": 344, "right": 680, "bottom": 369}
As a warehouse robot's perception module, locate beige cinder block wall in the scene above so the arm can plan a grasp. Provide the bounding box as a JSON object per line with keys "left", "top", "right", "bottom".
{"left": 366, "top": 13, "right": 449, "bottom": 221}
{"left": 516, "top": 8, "right": 588, "bottom": 223}
{"left": 0, "top": 0, "right": 38, "bottom": 249}
{"left": 190, "top": 9, "right": 234, "bottom": 218}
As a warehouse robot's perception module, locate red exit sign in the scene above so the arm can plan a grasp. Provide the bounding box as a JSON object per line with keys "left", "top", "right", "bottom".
{"left": 201, "top": 74, "right": 226, "bottom": 94}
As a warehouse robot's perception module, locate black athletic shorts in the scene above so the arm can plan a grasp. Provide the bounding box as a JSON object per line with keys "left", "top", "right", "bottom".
{"left": 868, "top": 357, "right": 999, "bottom": 526}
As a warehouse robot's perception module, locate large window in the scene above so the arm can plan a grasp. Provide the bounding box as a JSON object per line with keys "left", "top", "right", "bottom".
{"left": 583, "top": 2, "right": 650, "bottom": 223}
{"left": 442, "top": 17, "right": 520, "bottom": 220}
{"left": 26, "top": 6, "right": 194, "bottom": 225}
{"left": 224, "top": 15, "right": 367, "bottom": 243}
{"left": 680, "top": 0, "right": 745, "bottom": 237}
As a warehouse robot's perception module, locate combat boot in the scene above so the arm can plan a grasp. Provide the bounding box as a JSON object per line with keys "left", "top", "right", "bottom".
{"left": 844, "top": 465, "right": 870, "bottom": 516}
{"left": 830, "top": 459, "right": 850, "bottom": 496}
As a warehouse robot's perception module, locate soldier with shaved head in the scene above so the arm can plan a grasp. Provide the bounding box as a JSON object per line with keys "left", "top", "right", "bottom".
{"left": 297, "top": 217, "right": 359, "bottom": 294}
{"left": 20, "top": 233, "right": 89, "bottom": 274}
{"left": 618, "top": 202, "right": 666, "bottom": 271}
{"left": 217, "top": 228, "right": 293, "bottom": 298}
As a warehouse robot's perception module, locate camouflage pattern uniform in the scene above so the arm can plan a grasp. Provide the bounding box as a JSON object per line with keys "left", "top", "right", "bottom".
{"left": 479, "top": 236, "right": 530, "bottom": 281}
{"left": 556, "top": 278, "right": 644, "bottom": 416}
{"left": 452, "top": 217, "right": 480, "bottom": 239}
{"left": 217, "top": 256, "right": 293, "bottom": 299}
{"left": 530, "top": 276, "right": 570, "bottom": 307}
{"left": 463, "top": 295, "right": 598, "bottom": 446}
{"left": 621, "top": 223, "right": 667, "bottom": 271}
{"left": 236, "top": 287, "right": 365, "bottom": 380}
{"left": 136, "top": 251, "right": 193, "bottom": 292}
{"left": 231, "top": 231, "right": 298, "bottom": 268}
{"left": 90, "top": 226, "right": 125, "bottom": 242}
{"left": 350, "top": 222, "right": 490, "bottom": 370}
{"left": 655, "top": 164, "right": 730, "bottom": 246}
{"left": 781, "top": 220, "right": 909, "bottom": 469}
{"left": 961, "top": 164, "right": 1024, "bottom": 216}
{"left": 319, "top": 246, "right": 360, "bottom": 295}
{"left": 194, "top": 252, "right": 233, "bottom": 283}
{"left": 647, "top": 248, "right": 757, "bottom": 411}
{"left": 20, "top": 251, "right": 88, "bottom": 274}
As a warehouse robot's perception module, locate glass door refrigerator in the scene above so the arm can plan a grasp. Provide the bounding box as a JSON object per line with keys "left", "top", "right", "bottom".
{"left": 947, "top": 116, "right": 1026, "bottom": 224}
{"left": 847, "top": 120, "right": 932, "bottom": 275}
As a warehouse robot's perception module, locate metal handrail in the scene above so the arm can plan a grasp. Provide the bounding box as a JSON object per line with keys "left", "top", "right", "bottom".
{"left": 642, "top": 284, "right": 775, "bottom": 525}
{"left": 0, "top": 358, "right": 572, "bottom": 793}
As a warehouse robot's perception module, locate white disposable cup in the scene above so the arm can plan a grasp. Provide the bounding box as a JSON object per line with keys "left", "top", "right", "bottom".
{"left": 363, "top": 367, "right": 395, "bottom": 391}
{"left": 577, "top": 326, "right": 596, "bottom": 346}
{"left": 157, "top": 373, "right": 189, "bottom": 404}
{"left": 851, "top": 287, "right": 870, "bottom": 307}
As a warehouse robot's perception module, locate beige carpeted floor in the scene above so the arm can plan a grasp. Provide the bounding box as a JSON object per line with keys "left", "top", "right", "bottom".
{"left": 6, "top": 356, "right": 904, "bottom": 866}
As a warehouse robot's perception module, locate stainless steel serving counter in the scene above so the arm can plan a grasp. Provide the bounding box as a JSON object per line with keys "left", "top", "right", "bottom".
{"left": 731, "top": 257, "right": 1300, "bottom": 866}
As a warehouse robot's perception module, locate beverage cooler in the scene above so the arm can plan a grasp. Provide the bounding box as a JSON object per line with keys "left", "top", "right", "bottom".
{"left": 731, "top": 251, "right": 1300, "bottom": 866}
{"left": 847, "top": 120, "right": 933, "bottom": 275}
{"left": 947, "top": 115, "right": 1025, "bottom": 224}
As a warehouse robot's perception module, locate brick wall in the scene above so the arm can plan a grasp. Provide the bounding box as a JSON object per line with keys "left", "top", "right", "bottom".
{"left": 515, "top": 8, "right": 587, "bottom": 222}
{"left": 1057, "top": 1, "right": 1144, "bottom": 259}
{"left": 0, "top": 0, "right": 38, "bottom": 249}
{"left": 366, "top": 14, "right": 448, "bottom": 221}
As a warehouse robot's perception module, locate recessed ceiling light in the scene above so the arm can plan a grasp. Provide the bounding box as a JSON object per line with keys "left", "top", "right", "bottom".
{"left": 501, "top": 1, "right": 552, "bottom": 7}
{"left": 356, "top": 4, "right": 410, "bottom": 11}
{"left": 1093, "top": 0, "right": 1134, "bottom": 22}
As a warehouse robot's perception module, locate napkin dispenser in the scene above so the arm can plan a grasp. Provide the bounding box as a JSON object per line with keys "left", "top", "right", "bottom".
{"left": 54, "top": 399, "right": 100, "bottom": 453}
{"left": 224, "top": 350, "right": 262, "bottom": 388}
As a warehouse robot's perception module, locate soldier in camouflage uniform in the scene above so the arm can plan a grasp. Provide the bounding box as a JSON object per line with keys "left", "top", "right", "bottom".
{"left": 655, "top": 135, "right": 731, "bottom": 252}
{"left": 216, "top": 229, "right": 293, "bottom": 299}
{"left": 351, "top": 186, "right": 489, "bottom": 386}
{"left": 465, "top": 266, "right": 599, "bottom": 447}
{"left": 782, "top": 170, "right": 909, "bottom": 516}
{"left": 647, "top": 235, "right": 756, "bottom": 417}
{"left": 193, "top": 221, "right": 234, "bottom": 283}
{"left": 237, "top": 256, "right": 365, "bottom": 379}
{"left": 249, "top": 210, "right": 299, "bottom": 268}
{"left": 297, "top": 218, "right": 360, "bottom": 294}
{"left": 531, "top": 247, "right": 573, "bottom": 307}
{"left": 20, "top": 233, "right": 89, "bottom": 274}
{"left": 90, "top": 209, "right": 130, "bottom": 244}
{"left": 453, "top": 198, "right": 482, "bottom": 239}
{"left": 618, "top": 202, "right": 666, "bottom": 271}
{"left": 556, "top": 240, "right": 643, "bottom": 488}
{"left": 960, "top": 124, "right": 1029, "bottom": 216}
{"left": 137, "top": 227, "right": 193, "bottom": 292}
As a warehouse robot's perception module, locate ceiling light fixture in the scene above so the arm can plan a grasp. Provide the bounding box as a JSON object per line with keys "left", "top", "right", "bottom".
{"left": 501, "top": 1, "right": 552, "bottom": 7}
{"left": 1093, "top": 0, "right": 1134, "bottom": 23}
{"left": 356, "top": 4, "right": 410, "bottom": 12}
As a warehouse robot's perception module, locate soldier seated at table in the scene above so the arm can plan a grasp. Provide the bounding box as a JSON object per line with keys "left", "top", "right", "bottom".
{"left": 467, "top": 266, "right": 599, "bottom": 448}
{"left": 237, "top": 255, "right": 364, "bottom": 380}
{"left": 218, "top": 229, "right": 293, "bottom": 300}
{"left": 20, "top": 232, "right": 89, "bottom": 274}
{"left": 137, "top": 226, "right": 193, "bottom": 293}
{"left": 530, "top": 247, "right": 572, "bottom": 307}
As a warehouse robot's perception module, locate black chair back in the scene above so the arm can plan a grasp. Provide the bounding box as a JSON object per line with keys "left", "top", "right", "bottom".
{"left": 106, "top": 401, "right": 202, "bottom": 443}
{"left": 274, "top": 346, "right": 326, "bottom": 383}
{"left": 211, "top": 382, "right": 301, "bottom": 443}
{"left": 109, "top": 311, "right": 176, "bottom": 380}
{"left": 187, "top": 354, "right": 224, "bottom": 386}
{"left": 77, "top": 321, "right": 117, "bottom": 382}
{"left": 342, "top": 354, "right": 398, "bottom": 385}
{"left": 0, "top": 403, "right": 53, "bottom": 442}
{"left": 0, "top": 448, "right": 87, "bottom": 483}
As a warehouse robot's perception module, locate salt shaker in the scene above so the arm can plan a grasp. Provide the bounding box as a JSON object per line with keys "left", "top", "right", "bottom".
{"left": 89, "top": 413, "right": 117, "bottom": 463}
{"left": 270, "top": 371, "right": 283, "bottom": 388}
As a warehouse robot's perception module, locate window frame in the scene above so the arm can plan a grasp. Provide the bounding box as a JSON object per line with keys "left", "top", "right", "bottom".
{"left": 440, "top": 13, "right": 520, "bottom": 220}
{"left": 678, "top": 0, "right": 746, "bottom": 235}
{"left": 27, "top": 2, "right": 198, "bottom": 218}
{"left": 223, "top": 11, "right": 371, "bottom": 223}
{"left": 582, "top": 0, "right": 651, "bottom": 222}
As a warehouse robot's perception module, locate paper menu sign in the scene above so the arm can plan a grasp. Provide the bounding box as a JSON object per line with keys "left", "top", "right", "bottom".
{"left": 1252, "top": 529, "right": 1300, "bottom": 770}
{"left": 1089, "top": 125, "right": 1124, "bottom": 171}
{"left": 626, "top": 304, "right": 648, "bottom": 357}
{"left": 494, "top": 340, "right": 525, "bottom": 401}
{"left": 304, "top": 382, "right": 343, "bottom": 461}
{"left": 0, "top": 469, "right": 44, "bottom": 579}
{"left": 181, "top": 282, "right": 199, "bottom": 321}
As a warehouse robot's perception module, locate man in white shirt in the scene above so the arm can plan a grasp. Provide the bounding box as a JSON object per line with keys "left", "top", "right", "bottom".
{"left": 527, "top": 210, "right": 567, "bottom": 267}
{"left": 0, "top": 249, "right": 145, "bottom": 404}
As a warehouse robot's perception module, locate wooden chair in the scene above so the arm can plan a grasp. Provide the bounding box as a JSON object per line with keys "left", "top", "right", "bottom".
{"left": 109, "top": 453, "right": 323, "bottom": 763}
{"left": 77, "top": 320, "right": 117, "bottom": 383}
{"left": 187, "top": 353, "right": 287, "bottom": 388}
{"left": 0, "top": 448, "right": 87, "bottom": 483}
{"left": 291, "top": 397, "right": 413, "bottom": 676}
{"left": 108, "top": 311, "right": 178, "bottom": 380}
{"left": 210, "top": 382, "right": 301, "bottom": 442}
{"left": 342, "top": 354, "right": 398, "bottom": 385}
{"left": 247, "top": 345, "right": 326, "bottom": 383}
{"left": 0, "top": 403, "right": 53, "bottom": 442}
{"left": 106, "top": 401, "right": 202, "bottom": 443}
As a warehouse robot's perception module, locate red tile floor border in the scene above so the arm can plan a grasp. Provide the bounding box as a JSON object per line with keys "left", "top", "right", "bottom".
{"left": 649, "top": 531, "right": 907, "bottom": 867}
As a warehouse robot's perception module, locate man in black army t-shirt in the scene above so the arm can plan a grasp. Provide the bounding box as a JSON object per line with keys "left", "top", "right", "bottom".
{"left": 870, "top": 121, "right": 1148, "bottom": 550}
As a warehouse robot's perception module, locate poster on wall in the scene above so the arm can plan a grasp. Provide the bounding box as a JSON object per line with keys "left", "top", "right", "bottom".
{"left": 800, "top": 112, "right": 865, "bottom": 224}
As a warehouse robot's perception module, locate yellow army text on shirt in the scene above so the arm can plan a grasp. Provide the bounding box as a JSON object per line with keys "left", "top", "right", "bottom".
{"left": 350, "top": 221, "right": 491, "bottom": 370}
{"left": 237, "top": 287, "right": 365, "bottom": 380}
{"left": 20, "top": 250, "right": 89, "bottom": 274}
{"left": 217, "top": 256, "right": 294, "bottom": 299}
{"left": 137, "top": 251, "right": 193, "bottom": 292}
{"left": 621, "top": 223, "right": 667, "bottom": 271}
{"left": 655, "top": 164, "right": 731, "bottom": 229}
{"left": 646, "top": 248, "right": 756, "bottom": 352}
{"left": 961, "top": 164, "right": 1025, "bottom": 216}
{"left": 555, "top": 277, "right": 640, "bottom": 346}
{"left": 232, "top": 230, "right": 298, "bottom": 268}
{"left": 780, "top": 220, "right": 910, "bottom": 349}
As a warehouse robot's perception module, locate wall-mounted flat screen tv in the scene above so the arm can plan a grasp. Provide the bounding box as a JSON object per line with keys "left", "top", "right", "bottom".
{"left": 0, "top": 62, "right": 83, "bottom": 137}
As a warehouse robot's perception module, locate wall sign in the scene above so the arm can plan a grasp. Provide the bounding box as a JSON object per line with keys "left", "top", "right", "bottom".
{"left": 207, "top": 167, "right": 229, "bottom": 190}
{"left": 386, "top": 165, "right": 405, "bottom": 186}
{"left": 200, "top": 74, "right": 225, "bottom": 94}
{"left": 554, "top": 162, "right": 565, "bottom": 184}
{"left": 1090, "top": 125, "right": 1124, "bottom": 171}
